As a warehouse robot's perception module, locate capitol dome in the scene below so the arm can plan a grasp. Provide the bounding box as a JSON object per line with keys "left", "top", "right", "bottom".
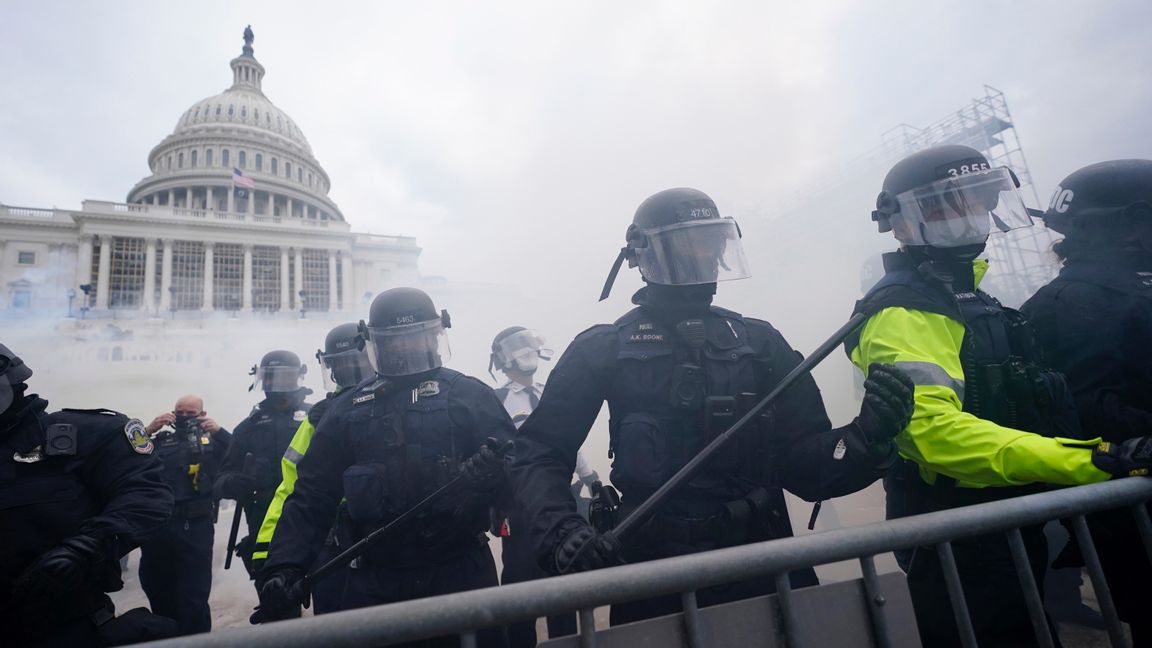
{"left": 127, "top": 27, "right": 343, "bottom": 222}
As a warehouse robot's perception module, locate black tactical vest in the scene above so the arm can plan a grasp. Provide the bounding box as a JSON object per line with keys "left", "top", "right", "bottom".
{"left": 340, "top": 368, "right": 472, "bottom": 527}
{"left": 607, "top": 306, "right": 775, "bottom": 512}
{"left": 153, "top": 424, "right": 221, "bottom": 508}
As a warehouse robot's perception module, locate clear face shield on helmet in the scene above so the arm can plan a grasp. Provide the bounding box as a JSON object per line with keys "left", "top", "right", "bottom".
{"left": 318, "top": 348, "right": 373, "bottom": 393}
{"left": 494, "top": 329, "right": 553, "bottom": 374}
{"left": 634, "top": 218, "right": 752, "bottom": 285}
{"left": 364, "top": 320, "right": 451, "bottom": 377}
{"left": 249, "top": 365, "right": 306, "bottom": 393}
{"left": 887, "top": 167, "right": 1033, "bottom": 248}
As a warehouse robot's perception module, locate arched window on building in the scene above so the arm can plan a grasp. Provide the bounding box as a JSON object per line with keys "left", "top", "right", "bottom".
{"left": 191, "top": 150, "right": 198, "bottom": 167}
{"left": 308, "top": 172, "right": 314, "bottom": 187}
{"left": 177, "top": 152, "right": 184, "bottom": 169}
{"left": 228, "top": 104, "right": 235, "bottom": 118}
{"left": 194, "top": 106, "right": 200, "bottom": 119}
{"left": 255, "top": 153, "right": 263, "bottom": 172}
{"left": 206, "top": 149, "right": 214, "bottom": 167}
{"left": 215, "top": 104, "right": 222, "bottom": 117}
{"left": 222, "top": 149, "right": 231, "bottom": 168}
{"left": 238, "top": 151, "right": 247, "bottom": 169}
{"left": 298, "top": 168, "right": 303, "bottom": 183}
{"left": 166, "top": 155, "right": 172, "bottom": 169}
{"left": 241, "top": 105, "right": 248, "bottom": 119}
{"left": 285, "top": 162, "right": 292, "bottom": 179}
{"left": 254, "top": 108, "right": 260, "bottom": 122}
{"left": 271, "top": 158, "right": 278, "bottom": 174}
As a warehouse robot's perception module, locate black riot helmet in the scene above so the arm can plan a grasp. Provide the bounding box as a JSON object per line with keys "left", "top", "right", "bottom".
{"left": 359, "top": 287, "right": 452, "bottom": 377}
{"left": 873, "top": 145, "right": 1033, "bottom": 249}
{"left": 249, "top": 349, "right": 306, "bottom": 393}
{"left": 1041, "top": 160, "right": 1152, "bottom": 237}
{"left": 599, "top": 188, "right": 751, "bottom": 301}
{"left": 488, "top": 326, "right": 553, "bottom": 380}
{"left": 316, "top": 323, "right": 372, "bottom": 393}
{"left": 0, "top": 343, "right": 34, "bottom": 413}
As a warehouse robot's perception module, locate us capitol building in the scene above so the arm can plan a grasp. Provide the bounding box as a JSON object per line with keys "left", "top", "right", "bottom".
{"left": 0, "top": 28, "right": 420, "bottom": 320}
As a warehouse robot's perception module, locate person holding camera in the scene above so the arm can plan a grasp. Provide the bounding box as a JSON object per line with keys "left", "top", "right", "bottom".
{"left": 139, "top": 395, "right": 231, "bottom": 636}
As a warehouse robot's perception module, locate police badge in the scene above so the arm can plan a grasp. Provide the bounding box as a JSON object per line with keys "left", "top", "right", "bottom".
{"left": 124, "top": 418, "right": 154, "bottom": 454}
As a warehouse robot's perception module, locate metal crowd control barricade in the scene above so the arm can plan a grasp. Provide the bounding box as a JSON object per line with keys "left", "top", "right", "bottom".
{"left": 142, "top": 478, "right": 1152, "bottom": 648}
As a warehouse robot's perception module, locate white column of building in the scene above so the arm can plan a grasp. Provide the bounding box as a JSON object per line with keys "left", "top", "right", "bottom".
{"left": 207, "top": 186, "right": 215, "bottom": 211}
{"left": 167, "top": 189, "right": 175, "bottom": 207}
{"left": 279, "top": 247, "right": 291, "bottom": 312}
{"left": 327, "top": 252, "right": 338, "bottom": 312}
{"left": 242, "top": 244, "right": 253, "bottom": 312}
{"left": 248, "top": 190, "right": 256, "bottom": 216}
{"left": 201, "top": 242, "right": 215, "bottom": 311}
{"left": 75, "top": 236, "right": 93, "bottom": 290}
{"left": 94, "top": 235, "right": 112, "bottom": 310}
{"left": 294, "top": 248, "right": 304, "bottom": 310}
{"left": 143, "top": 239, "right": 157, "bottom": 312}
{"left": 227, "top": 186, "right": 235, "bottom": 214}
{"left": 340, "top": 253, "right": 354, "bottom": 312}
{"left": 159, "top": 239, "right": 174, "bottom": 310}
{"left": 287, "top": 197, "right": 294, "bottom": 219}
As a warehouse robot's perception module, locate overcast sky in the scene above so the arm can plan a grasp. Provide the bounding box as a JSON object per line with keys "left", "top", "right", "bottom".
{"left": 2, "top": 0, "right": 1150, "bottom": 310}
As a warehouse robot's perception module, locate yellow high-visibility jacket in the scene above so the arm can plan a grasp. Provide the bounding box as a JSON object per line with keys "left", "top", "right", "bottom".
{"left": 848, "top": 258, "right": 1110, "bottom": 489}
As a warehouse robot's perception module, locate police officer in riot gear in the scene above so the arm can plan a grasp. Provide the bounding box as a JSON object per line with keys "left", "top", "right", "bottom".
{"left": 0, "top": 344, "right": 176, "bottom": 647}
{"left": 260, "top": 288, "right": 514, "bottom": 647}
{"left": 849, "top": 146, "right": 1152, "bottom": 647}
{"left": 1022, "top": 159, "right": 1152, "bottom": 645}
{"left": 511, "top": 188, "right": 915, "bottom": 625}
{"left": 252, "top": 323, "right": 374, "bottom": 619}
{"left": 216, "top": 350, "right": 312, "bottom": 576}
{"left": 488, "top": 326, "right": 585, "bottom": 646}
{"left": 138, "top": 395, "right": 231, "bottom": 635}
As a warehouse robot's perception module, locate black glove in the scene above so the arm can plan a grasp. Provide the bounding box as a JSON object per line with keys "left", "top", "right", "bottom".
{"left": 216, "top": 472, "right": 257, "bottom": 500}
{"left": 12, "top": 535, "right": 105, "bottom": 606}
{"left": 553, "top": 524, "right": 622, "bottom": 575}
{"left": 857, "top": 363, "right": 915, "bottom": 444}
{"left": 1092, "top": 437, "right": 1152, "bottom": 478}
{"left": 459, "top": 438, "right": 505, "bottom": 489}
{"left": 252, "top": 566, "right": 307, "bottom": 624}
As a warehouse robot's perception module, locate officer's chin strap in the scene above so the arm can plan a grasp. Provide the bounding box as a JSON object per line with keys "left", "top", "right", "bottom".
{"left": 599, "top": 247, "right": 629, "bottom": 301}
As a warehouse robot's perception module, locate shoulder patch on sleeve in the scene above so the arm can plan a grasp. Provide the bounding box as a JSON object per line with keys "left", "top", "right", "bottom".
{"left": 124, "top": 418, "right": 154, "bottom": 454}
{"left": 352, "top": 392, "right": 375, "bottom": 405}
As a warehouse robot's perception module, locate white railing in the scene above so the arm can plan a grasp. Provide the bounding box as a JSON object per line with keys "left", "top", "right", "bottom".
{"left": 79, "top": 201, "right": 344, "bottom": 231}
{"left": 1, "top": 205, "right": 60, "bottom": 219}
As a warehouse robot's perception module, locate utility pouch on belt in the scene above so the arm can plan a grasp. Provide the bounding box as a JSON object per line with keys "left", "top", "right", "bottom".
{"left": 704, "top": 396, "right": 737, "bottom": 439}
{"left": 589, "top": 481, "right": 621, "bottom": 533}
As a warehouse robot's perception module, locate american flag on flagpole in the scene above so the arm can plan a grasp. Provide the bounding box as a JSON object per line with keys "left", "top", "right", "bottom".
{"left": 232, "top": 167, "right": 255, "bottom": 190}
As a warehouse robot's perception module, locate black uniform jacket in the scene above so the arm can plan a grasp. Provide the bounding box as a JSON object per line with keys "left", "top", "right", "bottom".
{"left": 0, "top": 396, "right": 173, "bottom": 622}
{"left": 264, "top": 367, "right": 516, "bottom": 573}
{"left": 217, "top": 391, "right": 311, "bottom": 537}
{"left": 511, "top": 302, "right": 885, "bottom": 564}
{"left": 1022, "top": 259, "right": 1152, "bottom": 442}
